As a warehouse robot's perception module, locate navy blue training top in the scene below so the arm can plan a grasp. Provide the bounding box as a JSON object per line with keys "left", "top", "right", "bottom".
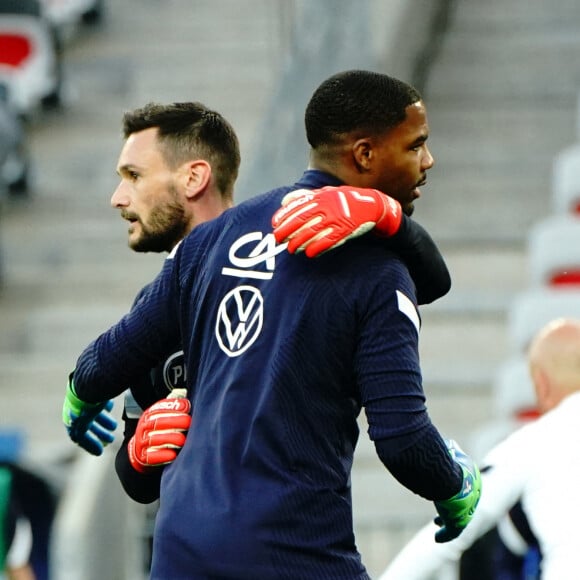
{"left": 74, "top": 172, "right": 454, "bottom": 579}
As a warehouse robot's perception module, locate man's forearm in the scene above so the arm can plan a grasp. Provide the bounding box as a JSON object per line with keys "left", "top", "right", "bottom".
{"left": 115, "top": 439, "right": 162, "bottom": 504}
{"left": 375, "top": 423, "right": 462, "bottom": 501}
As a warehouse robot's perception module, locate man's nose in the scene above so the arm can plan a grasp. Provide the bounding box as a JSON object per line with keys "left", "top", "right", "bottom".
{"left": 110, "top": 182, "right": 129, "bottom": 208}
{"left": 423, "top": 146, "right": 435, "bottom": 171}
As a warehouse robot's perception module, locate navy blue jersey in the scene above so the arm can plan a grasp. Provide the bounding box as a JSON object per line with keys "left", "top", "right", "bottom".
{"left": 123, "top": 283, "right": 187, "bottom": 411}
{"left": 114, "top": 171, "right": 451, "bottom": 509}
{"left": 73, "top": 172, "right": 452, "bottom": 579}
{"left": 114, "top": 283, "right": 187, "bottom": 504}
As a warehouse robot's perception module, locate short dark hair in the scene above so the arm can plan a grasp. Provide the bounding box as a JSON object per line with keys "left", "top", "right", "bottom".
{"left": 122, "top": 102, "right": 240, "bottom": 198}
{"left": 305, "top": 70, "right": 422, "bottom": 148}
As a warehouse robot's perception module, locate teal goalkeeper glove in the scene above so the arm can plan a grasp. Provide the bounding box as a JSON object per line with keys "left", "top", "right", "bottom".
{"left": 433, "top": 439, "right": 482, "bottom": 543}
{"left": 62, "top": 375, "right": 117, "bottom": 456}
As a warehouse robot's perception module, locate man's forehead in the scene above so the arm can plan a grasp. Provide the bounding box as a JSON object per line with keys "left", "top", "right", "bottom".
{"left": 125, "top": 126, "right": 160, "bottom": 151}
{"left": 388, "top": 101, "right": 429, "bottom": 140}
{"left": 118, "top": 128, "right": 163, "bottom": 170}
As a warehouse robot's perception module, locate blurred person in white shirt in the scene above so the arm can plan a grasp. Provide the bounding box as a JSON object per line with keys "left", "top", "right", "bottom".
{"left": 380, "top": 317, "right": 580, "bottom": 580}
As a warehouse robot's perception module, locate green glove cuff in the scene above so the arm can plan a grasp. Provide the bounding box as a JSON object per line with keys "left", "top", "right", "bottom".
{"left": 62, "top": 376, "right": 101, "bottom": 425}
{"left": 435, "top": 440, "right": 482, "bottom": 529}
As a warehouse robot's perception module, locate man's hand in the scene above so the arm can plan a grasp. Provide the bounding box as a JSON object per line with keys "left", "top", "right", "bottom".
{"left": 62, "top": 376, "right": 117, "bottom": 456}
{"left": 433, "top": 439, "right": 482, "bottom": 543}
{"left": 128, "top": 389, "right": 192, "bottom": 474}
{"left": 271, "top": 185, "right": 402, "bottom": 258}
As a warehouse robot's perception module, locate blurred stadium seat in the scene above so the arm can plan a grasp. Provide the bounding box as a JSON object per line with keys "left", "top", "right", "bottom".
{"left": 507, "top": 287, "right": 580, "bottom": 353}
{"left": 527, "top": 214, "right": 580, "bottom": 287}
{"left": 0, "top": 0, "right": 64, "bottom": 115}
{"left": 39, "top": 0, "right": 105, "bottom": 43}
{"left": 469, "top": 356, "right": 538, "bottom": 464}
{"left": 552, "top": 142, "right": 580, "bottom": 216}
{"left": 491, "top": 355, "right": 537, "bottom": 421}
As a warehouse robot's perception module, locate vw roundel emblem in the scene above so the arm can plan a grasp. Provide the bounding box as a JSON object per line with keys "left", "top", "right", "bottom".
{"left": 215, "top": 285, "right": 264, "bottom": 357}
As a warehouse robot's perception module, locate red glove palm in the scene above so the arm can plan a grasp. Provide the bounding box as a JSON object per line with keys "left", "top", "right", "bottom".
{"left": 271, "top": 185, "right": 402, "bottom": 258}
{"left": 128, "top": 389, "right": 192, "bottom": 474}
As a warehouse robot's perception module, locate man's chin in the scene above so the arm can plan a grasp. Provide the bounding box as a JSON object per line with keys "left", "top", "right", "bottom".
{"left": 128, "top": 237, "right": 148, "bottom": 252}
{"left": 403, "top": 203, "right": 415, "bottom": 217}
{"left": 129, "top": 236, "right": 173, "bottom": 253}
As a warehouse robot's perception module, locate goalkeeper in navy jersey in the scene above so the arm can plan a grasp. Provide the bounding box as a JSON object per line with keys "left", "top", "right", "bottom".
{"left": 64, "top": 70, "right": 481, "bottom": 579}
{"left": 67, "top": 100, "right": 454, "bottom": 504}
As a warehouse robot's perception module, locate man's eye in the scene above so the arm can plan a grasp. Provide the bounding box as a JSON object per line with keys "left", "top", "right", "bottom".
{"left": 129, "top": 171, "right": 139, "bottom": 180}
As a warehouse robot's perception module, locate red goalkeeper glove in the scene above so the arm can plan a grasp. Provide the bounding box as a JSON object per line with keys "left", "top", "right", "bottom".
{"left": 271, "top": 185, "right": 403, "bottom": 258}
{"left": 127, "top": 389, "right": 192, "bottom": 474}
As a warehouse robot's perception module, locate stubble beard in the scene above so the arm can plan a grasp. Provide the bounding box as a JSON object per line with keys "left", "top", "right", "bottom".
{"left": 131, "top": 192, "right": 189, "bottom": 253}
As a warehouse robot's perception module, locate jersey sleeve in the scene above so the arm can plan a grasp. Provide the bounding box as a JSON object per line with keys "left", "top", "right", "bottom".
{"left": 72, "top": 247, "right": 183, "bottom": 403}
{"left": 386, "top": 216, "right": 451, "bottom": 305}
{"left": 355, "top": 259, "right": 462, "bottom": 501}
{"left": 355, "top": 262, "right": 427, "bottom": 442}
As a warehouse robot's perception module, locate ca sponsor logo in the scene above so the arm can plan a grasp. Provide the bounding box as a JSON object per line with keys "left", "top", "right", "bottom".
{"left": 215, "top": 285, "right": 263, "bottom": 357}
{"left": 221, "top": 232, "right": 286, "bottom": 280}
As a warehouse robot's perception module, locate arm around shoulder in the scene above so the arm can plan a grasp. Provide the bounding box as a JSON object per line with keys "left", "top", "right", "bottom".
{"left": 388, "top": 216, "right": 451, "bottom": 305}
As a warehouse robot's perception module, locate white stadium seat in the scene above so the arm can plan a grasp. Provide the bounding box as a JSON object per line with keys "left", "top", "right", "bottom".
{"left": 469, "top": 357, "right": 538, "bottom": 463}
{"left": 527, "top": 214, "right": 580, "bottom": 287}
{"left": 552, "top": 143, "right": 580, "bottom": 216}
{"left": 507, "top": 287, "right": 580, "bottom": 352}
{"left": 0, "top": 13, "right": 61, "bottom": 114}
{"left": 491, "top": 355, "right": 537, "bottom": 420}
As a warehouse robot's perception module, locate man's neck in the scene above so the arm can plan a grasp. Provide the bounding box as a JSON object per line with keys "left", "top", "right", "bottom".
{"left": 186, "top": 196, "right": 233, "bottom": 236}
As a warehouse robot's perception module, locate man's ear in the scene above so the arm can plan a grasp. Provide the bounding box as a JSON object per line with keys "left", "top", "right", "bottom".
{"left": 352, "top": 138, "right": 373, "bottom": 172}
{"left": 184, "top": 160, "right": 212, "bottom": 200}
{"left": 532, "top": 366, "right": 552, "bottom": 413}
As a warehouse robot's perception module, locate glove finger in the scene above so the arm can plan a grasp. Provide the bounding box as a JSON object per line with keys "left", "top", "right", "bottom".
{"left": 67, "top": 411, "right": 96, "bottom": 440}
{"left": 75, "top": 402, "right": 108, "bottom": 430}
{"left": 280, "top": 188, "right": 315, "bottom": 206}
{"left": 309, "top": 217, "right": 379, "bottom": 256}
{"left": 103, "top": 400, "right": 114, "bottom": 412}
{"left": 144, "top": 448, "right": 179, "bottom": 466}
{"left": 272, "top": 190, "right": 313, "bottom": 227}
{"left": 89, "top": 421, "right": 116, "bottom": 445}
{"left": 302, "top": 220, "right": 377, "bottom": 257}
{"left": 272, "top": 209, "right": 318, "bottom": 244}
{"left": 94, "top": 411, "right": 118, "bottom": 432}
{"left": 435, "top": 525, "right": 462, "bottom": 543}
{"left": 148, "top": 414, "right": 192, "bottom": 432}
{"left": 283, "top": 219, "right": 329, "bottom": 254}
{"left": 74, "top": 431, "right": 104, "bottom": 456}
{"left": 147, "top": 431, "right": 187, "bottom": 449}
{"left": 304, "top": 231, "right": 354, "bottom": 258}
